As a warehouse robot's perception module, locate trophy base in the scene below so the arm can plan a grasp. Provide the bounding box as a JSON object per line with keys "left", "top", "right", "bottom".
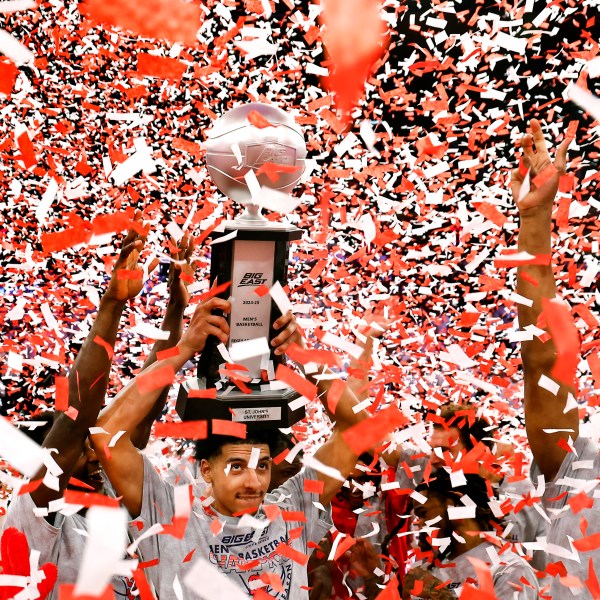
{"left": 176, "top": 379, "right": 305, "bottom": 430}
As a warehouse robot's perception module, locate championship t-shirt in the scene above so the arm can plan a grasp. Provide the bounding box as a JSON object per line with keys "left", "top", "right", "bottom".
{"left": 530, "top": 435, "right": 600, "bottom": 599}
{"left": 131, "top": 456, "right": 332, "bottom": 599}
{"left": 4, "top": 493, "right": 134, "bottom": 599}
{"left": 410, "top": 542, "right": 539, "bottom": 599}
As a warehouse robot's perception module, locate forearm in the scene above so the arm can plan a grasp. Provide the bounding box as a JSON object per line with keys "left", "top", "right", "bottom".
{"left": 517, "top": 211, "right": 557, "bottom": 363}
{"left": 98, "top": 343, "right": 193, "bottom": 435}
{"left": 309, "top": 368, "right": 370, "bottom": 432}
{"left": 67, "top": 295, "right": 126, "bottom": 428}
{"left": 141, "top": 301, "right": 185, "bottom": 371}
{"left": 131, "top": 303, "right": 186, "bottom": 448}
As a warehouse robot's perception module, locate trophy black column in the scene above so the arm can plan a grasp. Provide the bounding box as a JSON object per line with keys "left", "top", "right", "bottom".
{"left": 176, "top": 222, "right": 305, "bottom": 429}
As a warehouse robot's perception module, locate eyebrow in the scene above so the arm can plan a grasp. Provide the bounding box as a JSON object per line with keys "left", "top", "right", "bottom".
{"left": 226, "top": 456, "right": 271, "bottom": 464}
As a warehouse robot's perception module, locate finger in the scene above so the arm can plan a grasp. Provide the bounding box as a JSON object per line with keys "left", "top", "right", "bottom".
{"left": 555, "top": 123, "right": 577, "bottom": 172}
{"left": 202, "top": 297, "right": 232, "bottom": 314}
{"left": 185, "top": 238, "right": 195, "bottom": 262}
{"left": 147, "top": 257, "right": 160, "bottom": 274}
{"left": 520, "top": 133, "right": 535, "bottom": 163}
{"left": 116, "top": 239, "right": 143, "bottom": 264}
{"left": 273, "top": 311, "right": 293, "bottom": 330}
{"left": 530, "top": 118, "right": 551, "bottom": 159}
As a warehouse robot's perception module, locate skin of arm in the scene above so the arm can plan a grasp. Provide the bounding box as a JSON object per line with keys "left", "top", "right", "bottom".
{"left": 90, "top": 299, "right": 301, "bottom": 518}
{"left": 402, "top": 567, "right": 457, "bottom": 600}
{"left": 31, "top": 226, "right": 149, "bottom": 508}
{"left": 129, "top": 237, "right": 194, "bottom": 450}
{"left": 511, "top": 119, "right": 577, "bottom": 482}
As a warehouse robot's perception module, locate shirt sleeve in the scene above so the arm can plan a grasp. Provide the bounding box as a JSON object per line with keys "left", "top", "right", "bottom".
{"left": 530, "top": 436, "right": 598, "bottom": 510}
{"left": 128, "top": 456, "right": 176, "bottom": 547}
{"left": 4, "top": 493, "right": 61, "bottom": 565}
{"left": 265, "top": 466, "right": 332, "bottom": 546}
{"left": 492, "top": 562, "right": 539, "bottom": 599}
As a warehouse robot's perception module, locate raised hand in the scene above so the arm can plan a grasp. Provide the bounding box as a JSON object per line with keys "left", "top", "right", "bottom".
{"left": 105, "top": 217, "right": 151, "bottom": 302}
{"left": 510, "top": 118, "right": 576, "bottom": 216}
{"left": 179, "top": 297, "right": 231, "bottom": 355}
{"left": 168, "top": 234, "right": 195, "bottom": 308}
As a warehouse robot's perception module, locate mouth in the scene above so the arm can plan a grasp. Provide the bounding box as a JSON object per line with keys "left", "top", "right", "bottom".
{"left": 236, "top": 495, "right": 263, "bottom": 503}
{"left": 87, "top": 469, "right": 104, "bottom": 485}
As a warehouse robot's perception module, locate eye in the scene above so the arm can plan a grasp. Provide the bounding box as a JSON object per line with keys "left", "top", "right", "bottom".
{"left": 258, "top": 462, "right": 270, "bottom": 470}
{"left": 230, "top": 463, "right": 243, "bottom": 471}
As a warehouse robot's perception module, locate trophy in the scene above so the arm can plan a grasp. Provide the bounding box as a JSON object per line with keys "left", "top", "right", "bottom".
{"left": 176, "top": 103, "right": 306, "bottom": 429}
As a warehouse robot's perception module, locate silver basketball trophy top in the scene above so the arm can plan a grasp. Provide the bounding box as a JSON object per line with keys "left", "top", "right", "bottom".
{"left": 176, "top": 103, "right": 308, "bottom": 429}
{"left": 205, "top": 102, "right": 307, "bottom": 225}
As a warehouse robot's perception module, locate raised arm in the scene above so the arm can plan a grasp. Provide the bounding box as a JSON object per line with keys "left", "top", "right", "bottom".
{"left": 90, "top": 297, "right": 231, "bottom": 518}
{"left": 31, "top": 224, "right": 148, "bottom": 508}
{"left": 130, "top": 236, "right": 195, "bottom": 449}
{"left": 511, "top": 118, "right": 577, "bottom": 482}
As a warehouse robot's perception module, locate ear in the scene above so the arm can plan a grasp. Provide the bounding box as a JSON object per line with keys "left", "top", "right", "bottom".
{"left": 200, "top": 459, "right": 213, "bottom": 484}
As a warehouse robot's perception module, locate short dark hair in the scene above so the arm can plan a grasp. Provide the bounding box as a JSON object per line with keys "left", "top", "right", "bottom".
{"left": 434, "top": 403, "right": 493, "bottom": 451}
{"left": 195, "top": 428, "right": 280, "bottom": 462}
{"left": 415, "top": 470, "right": 501, "bottom": 531}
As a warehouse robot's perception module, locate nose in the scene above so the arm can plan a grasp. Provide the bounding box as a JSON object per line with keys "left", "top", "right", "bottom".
{"left": 85, "top": 443, "right": 99, "bottom": 464}
{"left": 430, "top": 450, "right": 444, "bottom": 469}
{"left": 243, "top": 468, "right": 260, "bottom": 489}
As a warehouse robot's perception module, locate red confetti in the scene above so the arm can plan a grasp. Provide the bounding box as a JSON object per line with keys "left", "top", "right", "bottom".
{"left": 16, "top": 131, "right": 37, "bottom": 169}
{"left": 247, "top": 110, "right": 275, "bottom": 129}
{"left": 117, "top": 269, "right": 143, "bottom": 280}
{"left": 542, "top": 298, "right": 580, "bottom": 387}
{"left": 275, "top": 364, "right": 317, "bottom": 401}
{"left": 63, "top": 490, "right": 120, "bottom": 508}
{"left": 211, "top": 419, "right": 247, "bottom": 439}
{"left": 54, "top": 375, "right": 69, "bottom": 411}
{"left": 80, "top": 0, "right": 202, "bottom": 45}
{"left": 0, "top": 60, "right": 18, "bottom": 95}
{"left": 59, "top": 585, "right": 114, "bottom": 600}
{"left": 153, "top": 421, "right": 207, "bottom": 440}
{"left": 93, "top": 335, "right": 114, "bottom": 360}
{"left": 187, "top": 387, "right": 217, "bottom": 399}
{"left": 303, "top": 479, "right": 325, "bottom": 495}
{"left": 197, "top": 281, "right": 232, "bottom": 302}
{"left": 342, "top": 404, "right": 408, "bottom": 457}
{"left": 136, "top": 53, "right": 187, "bottom": 81}
{"left": 156, "top": 346, "right": 180, "bottom": 361}
{"left": 136, "top": 364, "right": 176, "bottom": 394}
{"left": 132, "top": 568, "right": 156, "bottom": 600}
{"left": 275, "top": 542, "right": 309, "bottom": 566}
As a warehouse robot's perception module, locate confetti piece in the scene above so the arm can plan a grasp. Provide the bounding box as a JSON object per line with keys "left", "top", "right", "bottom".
{"left": 0, "top": 418, "right": 45, "bottom": 477}
{"left": 275, "top": 364, "right": 317, "bottom": 401}
{"left": 542, "top": 298, "right": 580, "bottom": 387}
{"left": 211, "top": 419, "right": 247, "bottom": 439}
{"left": 229, "top": 337, "right": 270, "bottom": 362}
{"left": 153, "top": 421, "right": 207, "bottom": 439}
{"left": 137, "top": 364, "right": 176, "bottom": 394}
{"left": 79, "top": 0, "right": 202, "bottom": 45}
{"left": 183, "top": 557, "right": 249, "bottom": 599}
{"left": 63, "top": 491, "right": 120, "bottom": 508}
{"left": 74, "top": 507, "right": 129, "bottom": 597}
{"left": 342, "top": 405, "right": 408, "bottom": 457}
{"left": 0, "top": 29, "right": 34, "bottom": 64}
{"left": 55, "top": 375, "right": 69, "bottom": 411}
{"left": 136, "top": 53, "right": 187, "bottom": 81}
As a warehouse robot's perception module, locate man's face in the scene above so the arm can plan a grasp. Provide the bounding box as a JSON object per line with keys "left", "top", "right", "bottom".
{"left": 71, "top": 438, "right": 104, "bottom": 493}
{"left": 201, "top": 444, "right": 271, "bottom": 517}
{"left": 413, "top": 492, "right": 451, "bottom": 554}
{"left": 428, "top": 427, "right": 465, "bottom": 471}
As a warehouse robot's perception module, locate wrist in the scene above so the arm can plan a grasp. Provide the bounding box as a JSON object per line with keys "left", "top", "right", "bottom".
{"left": 100, "top": 293, "right": 127, "bottom": 309}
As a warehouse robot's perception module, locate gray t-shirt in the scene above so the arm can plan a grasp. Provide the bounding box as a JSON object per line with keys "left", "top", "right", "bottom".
{"left": 132, "top": 456, "right": 332, "bottom": 599}
{"left": 3, "top": 493, "right": 133, "bottom": 600}
{"left": 427, "top": 541, "right": 539, "bottom": 599}
{"left": 531, "top": 435, "right": 600, "bottom": 599}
